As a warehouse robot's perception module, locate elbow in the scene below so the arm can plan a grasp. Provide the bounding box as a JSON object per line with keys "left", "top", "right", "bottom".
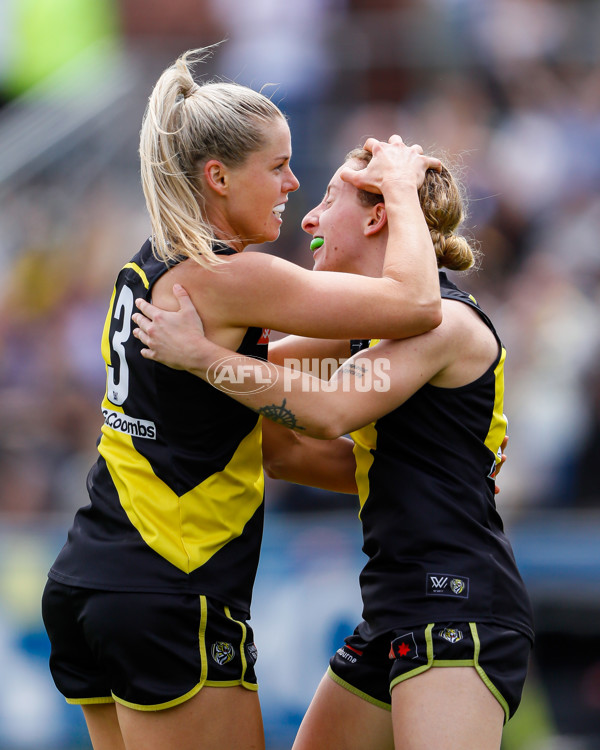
{"left": 311, "top": 419, "right": 346, "bottom": 441}
{"left": 412, "top": 298, "right": 442, "bottom": 335}
{"left": 427, "top": 299, "right": 443, "bottom": 330}
{"left": 263, "top": 455, "right": 284, "bottom": 480}
{"left": 382, "top": 279, "right": 443, "bottom": 337}
{"left": 263, "top": 438, "right": 300, "bottom": 478}
{"left": 263, "top": 435, "right": 294, "bottom": 479}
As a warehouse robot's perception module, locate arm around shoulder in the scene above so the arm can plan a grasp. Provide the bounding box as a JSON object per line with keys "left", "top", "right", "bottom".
{"left": 204, "top": 251, "right": 442, "bottom": 341}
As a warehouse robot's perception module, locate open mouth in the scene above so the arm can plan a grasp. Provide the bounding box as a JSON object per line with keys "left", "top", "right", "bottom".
{"left": 273, "top": 203, "right": 286, "bottom": 219}
{"left": 310, "top": 237, "right": 324, "bottom": 252}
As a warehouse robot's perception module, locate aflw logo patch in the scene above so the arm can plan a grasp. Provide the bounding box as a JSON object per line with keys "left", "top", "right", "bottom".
{"left": 426, "top": 573, "right": 469, "bottom": 598}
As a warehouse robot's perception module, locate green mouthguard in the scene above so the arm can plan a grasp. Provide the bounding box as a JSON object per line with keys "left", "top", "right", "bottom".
{"left": 310, "top": 237, "right": 324, "bottom": 252}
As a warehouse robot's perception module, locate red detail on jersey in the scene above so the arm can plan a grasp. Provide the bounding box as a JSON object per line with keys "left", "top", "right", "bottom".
{"left": 396, "top": 642, "right": 411, "bottom": 657}
{"left": 258, "top": 328, "right": 271, "bottom": 344}
{"left": 346, "top": 645, "right": 363, "bottom": 656}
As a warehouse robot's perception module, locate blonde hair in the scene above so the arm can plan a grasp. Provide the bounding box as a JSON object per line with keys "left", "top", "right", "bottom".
{"left": 346, "top": 147, "right": 480, "bottom": 272}
{"left": 139, "top": 46, "right": 286, "bottom": 268}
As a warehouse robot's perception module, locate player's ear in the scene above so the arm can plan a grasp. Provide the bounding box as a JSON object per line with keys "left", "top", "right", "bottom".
{"left": 203, "top": 159, "right": 229, "bottom": 196}
{"left": 365, "top": 203, "right": 387, "bottom": 237}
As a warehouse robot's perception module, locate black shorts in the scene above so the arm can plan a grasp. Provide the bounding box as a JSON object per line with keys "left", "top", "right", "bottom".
{"left": 328, "top": 621, "right": 531, "bottom": 723}
{"left": 42, "top": 578, "right": 258, "bottom": 710}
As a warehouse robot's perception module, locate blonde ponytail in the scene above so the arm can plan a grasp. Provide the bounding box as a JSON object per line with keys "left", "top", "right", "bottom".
{"left": 139, "top": 46, "right": 286, "bottom": 268}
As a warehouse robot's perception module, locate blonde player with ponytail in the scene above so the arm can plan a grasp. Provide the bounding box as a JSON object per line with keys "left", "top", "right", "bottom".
{"left": 42, "top": 46, "right": 443, "bottom": 750}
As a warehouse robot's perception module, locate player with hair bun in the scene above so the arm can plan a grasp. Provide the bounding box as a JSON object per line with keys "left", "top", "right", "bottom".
{"left": 133, "top": 145, "right": 534, "bottom": 750}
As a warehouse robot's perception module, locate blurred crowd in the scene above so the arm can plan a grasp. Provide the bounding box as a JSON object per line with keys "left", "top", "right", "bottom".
{"left": 0, "top": 0, "right": 599, "bottom": 518}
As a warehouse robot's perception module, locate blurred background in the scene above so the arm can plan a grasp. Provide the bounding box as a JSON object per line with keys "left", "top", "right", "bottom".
{"left": 0, "top": 0, "right": 599, "bottom": 748}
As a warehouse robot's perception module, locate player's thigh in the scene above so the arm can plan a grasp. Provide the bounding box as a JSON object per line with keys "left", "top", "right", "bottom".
{"left": 115, "top": 685, "right": 264, "bottom": 750}
{"left": 81, "top": 703, "right": 126, "bottom": 750}
{"left": 293, "top": 672, "right": 394, "bottom": 750}
{"left": 391, "top": 666, "right": 504, "bottom": 750}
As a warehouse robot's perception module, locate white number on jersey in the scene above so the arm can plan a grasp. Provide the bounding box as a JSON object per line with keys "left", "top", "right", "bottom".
{"left": 107, "top": 285, "right": 134, "bottom": 405}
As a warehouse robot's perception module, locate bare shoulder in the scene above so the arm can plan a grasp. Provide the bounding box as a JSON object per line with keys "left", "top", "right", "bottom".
{"left": 441, "top": 297, "right": 496, "bottom": 342}
{"left": 153, "top": 250, "right": 291, "bottom": 299}
{"left": 184, "top": 250, "right": 307, "bottom": 295}
{"left": 428, "top": 298, "right": 500, "bottom": 387}
{"left": 209, "top": 250, "right": 301, "bottom": 277}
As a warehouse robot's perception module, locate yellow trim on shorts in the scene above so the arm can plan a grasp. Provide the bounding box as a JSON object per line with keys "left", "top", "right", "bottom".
{"left": 469, "top": 622, "right": 510, "bottom": 724}
{"left": 65, "top": 696, "right": 114, "bottom": 705}
{"left": 389, "top": 623, "right": 436, "bottom": 690}
{"left": 327, "top": 666, "right": 391, "bottom": 712}
{"left": 111, "top": 595, "right": 210, "bottom": 712}
{"left": 219, "top": 605, "right": 258, "bottom": 691}
{"left": 388, "top": 622, "right": 510, "bottom": 724}
{"left": 199, "top": 595, "right": 209, "bottom": 683}
{"left": 204, "top": 680, "right": 259, "bottom": 691}
{"left": 114, "top": 683, "right": 203, "bottom": 712}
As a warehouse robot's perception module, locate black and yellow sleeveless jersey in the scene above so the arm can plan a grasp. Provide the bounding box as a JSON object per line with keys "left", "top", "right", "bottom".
{"left": 351, "top": 272, "right": 534, "bottom": 642}
{"left": 49, "top": 239, "right": 267, "bottom": 615}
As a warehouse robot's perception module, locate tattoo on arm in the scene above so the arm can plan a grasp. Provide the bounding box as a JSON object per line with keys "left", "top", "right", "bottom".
{"left": 341, "top": 362, "right": 368, "bottom": 378}
{"left": 257, "top": 398, "right": 306, "bottom": 431}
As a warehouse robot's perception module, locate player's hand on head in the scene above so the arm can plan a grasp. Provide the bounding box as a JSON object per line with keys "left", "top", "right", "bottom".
{"left": 340, "top": 134, "right": 442, "bottom": 194}
{"left": 132, "top": 283, "right": 206, "bottom": 370}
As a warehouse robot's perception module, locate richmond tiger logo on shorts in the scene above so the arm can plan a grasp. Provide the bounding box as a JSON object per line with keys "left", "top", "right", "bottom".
{"left": 439, "top": 627, "right": 463, "bottom": 643}
{"left": 211, "top": 641, "right": 235, "bottom": 665}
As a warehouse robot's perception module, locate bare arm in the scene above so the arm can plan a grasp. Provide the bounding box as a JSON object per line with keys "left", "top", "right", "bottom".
{"left": 266, "top": 336, "right": 358, "bottom": 494}
{"left": 133, "top": 293, "right": 464, "bottom": 439}
{"left": 132, "top": 295, "right": 508, "bottom": 488}
{"left": 268, "top": 335, "right": 350, "bottom": 367}
{"left": 262, "top": 420, "right": 358, "bottom": 494}
{"left": 151, "top": 136, "right": 442, "bottom": 344}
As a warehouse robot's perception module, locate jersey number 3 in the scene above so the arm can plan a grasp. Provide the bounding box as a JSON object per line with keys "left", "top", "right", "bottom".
{"left": 107, "top": 285, "right": 134, "bottom": 405}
